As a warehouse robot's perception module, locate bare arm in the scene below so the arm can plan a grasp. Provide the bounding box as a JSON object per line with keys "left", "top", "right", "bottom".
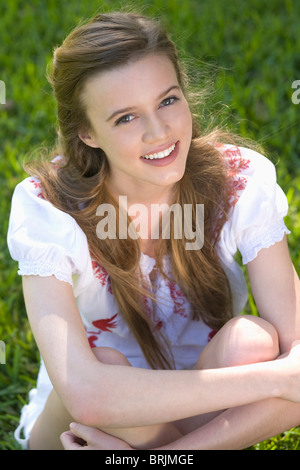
{"left": 22, "top": 273, "right": 300, "bottom": 430}
{"left": 247, "top": 236, "right": 300, "bottom": 353}
{"left": 156, "top": 237, "right": 300, "bottom": 450}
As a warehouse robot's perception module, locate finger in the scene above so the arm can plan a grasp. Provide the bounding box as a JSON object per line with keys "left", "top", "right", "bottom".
{"left": 69, "top": 422, "right": 132, "bottom": 450}
{"left": 69, "top": 422, "right": 99, "bottom": 443}
{"left": 60, "top": 430, "right": 86, "bottom": 450}
{"left": 69, "top": 422, "right": 116, "bottom": 448}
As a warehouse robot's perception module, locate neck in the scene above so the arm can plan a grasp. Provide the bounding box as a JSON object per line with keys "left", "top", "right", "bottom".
{"left": 108, "top": 180, "right": 176, "bottom": 207}
{"left": 105, "top": 180, "right": 178, "bottom": 253}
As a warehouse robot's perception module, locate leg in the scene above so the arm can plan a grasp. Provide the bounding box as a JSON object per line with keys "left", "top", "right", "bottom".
{"left": 196, "top": 314, "right": 279, "bottom": 369}
{"left": 187, "top": 397, "right": 300, "bottom": 450}
{"left": 29, "top": 347, "right": 182, "bottom": 450}
{"left": 93, "top": 350, "right": 182, "bottom": 449}
{"left": 173, "top": 315, "right": 280, "bottom": 434}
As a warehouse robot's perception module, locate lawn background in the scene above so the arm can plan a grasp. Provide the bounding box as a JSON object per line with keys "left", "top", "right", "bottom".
{"left": 0, "top": 0, "right": 299, "bottom": 450}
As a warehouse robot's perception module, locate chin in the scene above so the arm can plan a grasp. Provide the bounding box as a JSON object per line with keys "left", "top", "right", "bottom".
{"left": 154, "top": 172, "right": 185, "bottom": 188}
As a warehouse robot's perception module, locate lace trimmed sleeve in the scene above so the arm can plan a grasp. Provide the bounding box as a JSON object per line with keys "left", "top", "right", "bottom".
{"left": 219, "top": 146, "right": 290, "bottom": 265}
{"left": 7, "top": 177, "right": 91, "bottom": 285}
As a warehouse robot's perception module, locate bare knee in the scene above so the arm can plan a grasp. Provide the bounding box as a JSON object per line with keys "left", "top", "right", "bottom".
{"left": 92, "top": 346, "right": 131, "bottom": 366}
{"left": 197, "top": 315, "right": 279, "bottom": 370}
{"left": 217, "top": 315, "right": 279, "bottom": 367}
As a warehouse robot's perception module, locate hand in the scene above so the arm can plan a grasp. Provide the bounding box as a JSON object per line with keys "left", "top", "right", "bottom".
{"left": 60, "top": 422, "right": 133, "bottom": 450}
{"left": 277, "top": 341, "right": 300, "bottom": 402}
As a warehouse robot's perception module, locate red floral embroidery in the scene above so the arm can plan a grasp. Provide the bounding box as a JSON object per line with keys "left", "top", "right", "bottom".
{"left": 228, "top": 176, "right": 248, "bottom": 207}
{"left": 92, "top": 261, "right": 113, "bottom": 294}
{"left": 86, "top": 313, "right": 119, "bottom": 347}
{"left": 92, "top": 313, "right": 118, "bottom": 332}
{"left": 143, "top": 295, "right": 152, "bottom": 318}
{"left": 168, "top": 281, "right": 188, "bottom": 318}
{"left": 87, "top": 335, "right": 98, "bottom": 348}
{"left": 221, "top": 146, "right": 250, "bottom": 207}
{"left": 224, "top": 147, "right": 250, "bottom": 174}
{"left": 29, "top": 179, "right": 44, "bottom": 199}
{"left": 154, "top": 320, "right": 164, "bottom": 332}
{"left": 208, "top": 329, "right": 217, "bottom": 342}
{"left": 29, "top": 179, "right": 42, "bottom": 189}
{"left": 143, "top": 295, "right": 165, "bottom": 331}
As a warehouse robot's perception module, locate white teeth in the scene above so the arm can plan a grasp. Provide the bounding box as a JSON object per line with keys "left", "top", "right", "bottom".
{"left": 142, "top": 143, "right": 176, "bottom": 160}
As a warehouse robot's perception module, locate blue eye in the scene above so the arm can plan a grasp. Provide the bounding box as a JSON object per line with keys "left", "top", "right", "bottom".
{"left": 114, "top": 96, "right": 179, "bottom": 126}
{"left": 115, "top": 114, "right": 135, "bottom": 126}
{"left": 160, "top": 96, "right": 179, "bottom": 107}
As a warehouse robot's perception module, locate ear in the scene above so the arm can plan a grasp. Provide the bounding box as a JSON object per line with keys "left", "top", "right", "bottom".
{"left": 78, "top": 131, "right": 99, "bottom": 149}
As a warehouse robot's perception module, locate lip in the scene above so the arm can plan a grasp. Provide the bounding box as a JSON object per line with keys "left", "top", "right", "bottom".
{"left": 141, "top": 141, "right": 177, "bottom": 158}
{"left": 140, "top": 141, "right": 179, "bottom": 167}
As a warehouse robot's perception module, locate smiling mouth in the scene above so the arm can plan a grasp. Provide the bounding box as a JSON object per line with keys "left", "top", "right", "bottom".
{"left": 141, "top": 143, "right": 176, "bottom": 160}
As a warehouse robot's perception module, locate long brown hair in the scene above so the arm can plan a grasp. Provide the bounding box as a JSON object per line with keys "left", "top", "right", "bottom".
{"left": 25, "top": 11, "right": 246, "bottom": 369}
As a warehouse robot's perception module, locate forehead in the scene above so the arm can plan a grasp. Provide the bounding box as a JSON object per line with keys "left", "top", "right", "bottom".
{"left": 82, "top": 54, "right": 179, "bottom": 114}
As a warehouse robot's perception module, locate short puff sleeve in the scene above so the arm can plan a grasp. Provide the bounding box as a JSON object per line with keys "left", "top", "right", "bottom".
{"left": 7, "top": 178, "right": 93, "bottom": 287}
{"left": 220, "top": 147, "right": 290, "bottom": 265}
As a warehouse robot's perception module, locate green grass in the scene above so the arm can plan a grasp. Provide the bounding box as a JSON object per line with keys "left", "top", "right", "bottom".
{"left": 0, "top": 0, "right": 299, "bottom": 450}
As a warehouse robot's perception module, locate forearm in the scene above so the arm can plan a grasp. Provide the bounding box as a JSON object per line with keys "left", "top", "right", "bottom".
{"left": 271, "top": 267, "right": 300, "bottom": 354}
{"left": 76, "top": 359, "right": 284, "bottom": 429}
{"left": 158, "top": 398, "right": 300, "bottom": 450}
{"left": 23, "top": 275, "right": 300, "bottom": 433}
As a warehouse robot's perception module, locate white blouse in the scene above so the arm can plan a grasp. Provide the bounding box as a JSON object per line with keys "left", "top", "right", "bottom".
{"left": 7, "top": 145, "right": 290, "bottom": 448}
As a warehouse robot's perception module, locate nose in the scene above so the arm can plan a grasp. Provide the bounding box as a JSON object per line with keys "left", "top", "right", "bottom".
{"left": 142, "top": 113, "right": 171, "bottom": 145}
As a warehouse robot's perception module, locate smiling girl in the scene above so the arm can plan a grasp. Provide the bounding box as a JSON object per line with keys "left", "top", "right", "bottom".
{"left": 7, "top": 11, "right": 300, "bottom": 450}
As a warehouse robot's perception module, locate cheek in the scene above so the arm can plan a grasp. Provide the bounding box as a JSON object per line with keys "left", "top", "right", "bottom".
{"left": 175, "top": 104, "right": 193, "bottom": 135}
{"left": 102, "top": 135, "right": 137, "bottom": 164}
{"left": 94, "top": 128, "right": 123, "bottom": 154}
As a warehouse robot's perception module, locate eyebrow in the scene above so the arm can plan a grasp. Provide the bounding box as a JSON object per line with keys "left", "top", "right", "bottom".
{"left": 106, "top": 85, "right": 181, "bottom": 122}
